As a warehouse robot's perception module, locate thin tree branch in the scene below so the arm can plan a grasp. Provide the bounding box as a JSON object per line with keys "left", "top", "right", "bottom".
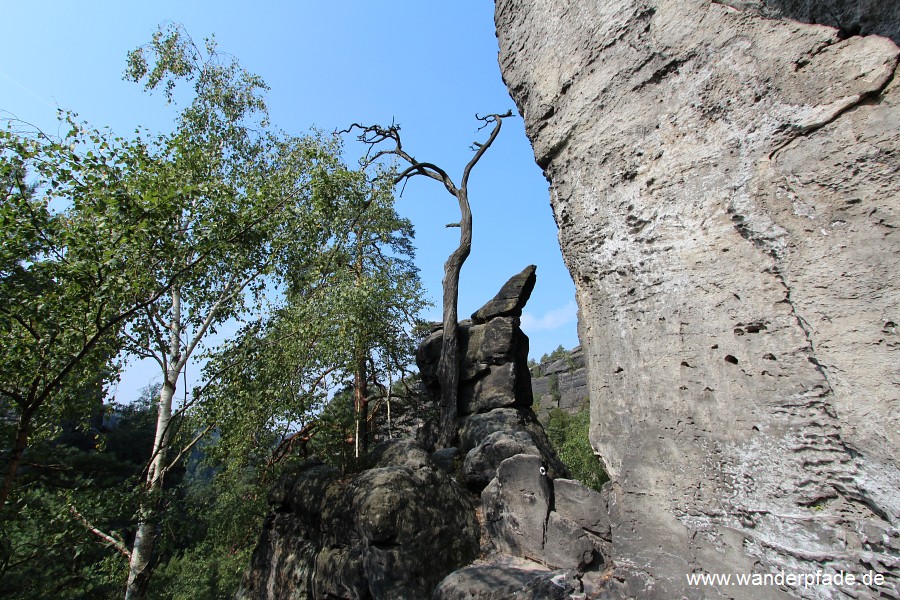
{"left": 164, "top": 423, "right": 213, "bottom": 473}
{"left": 69, "top": 505, "right": 131, "bottom": 560}
{"left": 461, "top": 110, "right": 512, "bottom": 190}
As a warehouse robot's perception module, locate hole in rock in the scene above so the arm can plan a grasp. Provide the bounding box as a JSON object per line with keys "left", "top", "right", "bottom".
{"left": 724, "top": 355, "right": 739, "bottom": 365}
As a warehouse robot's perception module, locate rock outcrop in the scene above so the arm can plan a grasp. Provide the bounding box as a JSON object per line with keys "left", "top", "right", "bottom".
{"left": 481, "top": 454, "right": 606, "bottom": 571}
{"left": 235, "top": 440, "right": 479, "bottom": 600}
{"left": 530, "top": 346, "right": 590, "bottom": 420}
{"left": 497, "top": 1, "right": 900, "bottom": 598}
{"left": 422, "top": 267, "right": 613, "bottom": 595}
{"left": 239, "top": 268, "right": 613, "bottom": 599}
{"left": 417, "top": 265, "right": 569, "bottom": 489}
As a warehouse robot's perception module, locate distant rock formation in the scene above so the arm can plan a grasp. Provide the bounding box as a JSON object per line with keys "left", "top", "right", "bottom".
{"left": 530, "top": 346, "right": 589, "bottom": 420}
{"left": 497, "top": 0, "right": 900, "bottom": 598}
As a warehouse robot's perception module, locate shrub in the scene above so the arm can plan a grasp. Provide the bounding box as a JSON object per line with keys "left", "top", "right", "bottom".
{"left": 546, "top": 402, "right": 608, "bottom": 492}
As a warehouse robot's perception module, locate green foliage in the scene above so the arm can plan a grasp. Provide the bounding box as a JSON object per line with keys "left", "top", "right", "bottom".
{"left": 547, "top": 372, "right": 561, "bottom": 405}
{"left": 546, "top": 403, "right": 608, "bottom": 493}
{"left": 196, "top": 144, "right": 427, "bottom": 473}
{"left": 149, "top": 460, "right": 270, "bottom": 600}
{"left": 0, "top": 394, "right": 164, "bottom": 599}
{"left": 2, "top": 21, "right": 429, "bottom": 600}
{"left": 0, "top": 117, "right": 167, "bottom": 503}
{"left": 539, "top": 344, "right": 568, "bottom": 365}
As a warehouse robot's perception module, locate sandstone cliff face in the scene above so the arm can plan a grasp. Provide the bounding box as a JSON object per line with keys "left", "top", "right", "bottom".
{"left": 496, "top": 1, "right": 900, "bottom": 598}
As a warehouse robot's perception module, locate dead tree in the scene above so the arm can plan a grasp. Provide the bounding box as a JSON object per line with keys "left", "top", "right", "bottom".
{"left": 344, "top": 111, "right": 512, "bottom": 448}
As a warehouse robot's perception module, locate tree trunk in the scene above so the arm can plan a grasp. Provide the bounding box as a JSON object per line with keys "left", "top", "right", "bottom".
{"left": 125, "top": 289, "right": 181, "bottom": 600}
{"left": 354, "top": 352, "right": 369, "bottom": 456}
{"left": 0, "top": 403, "right": 36, "bottom": 507}
{"left": 436, "top": 189, "right": 472, "bottom": 448}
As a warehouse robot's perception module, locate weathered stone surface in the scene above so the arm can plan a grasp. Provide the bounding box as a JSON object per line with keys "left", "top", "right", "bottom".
{"left": 459, "top": 408, "right": 530, "bottom": 452}
{"left": 432, "top": 559, "right": 583, "bottom": 600}
{"left": 237, "top": 440, "right": 479, "bottom": 600}
{"left": 553, "top": 478, "right": 610, "bottom": 539}
{"left": 498, "top": 0, "right": 900, "bottom": 597}
{"left": 457, "top": 408, "right": 567, "bottom": 480}
{"left": 482, "top": 455, "right": 551, "bottom": 563}
{"left": 721, "top": 0, "right": 900, "bottom": 44}
{"left": 462, "top": 430, "right": 541, "bottom": 490}
{"left": 415, "top": 328, "right": 444, "bottom": 389}
{"left": 471, "top": 265, "right": 537, "bottom": 323}
{"left": 542, "top": 512, "right": 595, "bottom": 571}
{"left": 459, "top": 362, "right": 533, "bottom": 415}
{"left": 481, "top": 454, "right": 599, "bottom": 571}
{"left": 430, "top": 447, "right": 459, "bottom": 474}
{"left": 461, "top": 317, "right": 519, "bottom": 365}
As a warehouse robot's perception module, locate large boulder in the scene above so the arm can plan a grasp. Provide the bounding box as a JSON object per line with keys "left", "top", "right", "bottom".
{"left": 462, "top": 430, "right": 542, "bottom": 490}
{"left": 457, "top": 408, "right": 568, "bottom": 484}
{"left": 236, "top": 440, "right": 480, "bottom": 600}
{"left": 432, "top": 560, "right": 583, "bottom": 600}
{"left": 481, "top": 454, "right": 597, "bottom": 571}
{"left": 459, "top": 362, "right": 533, "bottom": 415}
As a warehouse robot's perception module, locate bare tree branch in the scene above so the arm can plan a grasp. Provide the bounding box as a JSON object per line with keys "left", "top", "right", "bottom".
{"left": 69, "top": 505, "right": 131, "bottom": 560}
{"left": 340, "top": 111, "right": 513, "bottom": 448}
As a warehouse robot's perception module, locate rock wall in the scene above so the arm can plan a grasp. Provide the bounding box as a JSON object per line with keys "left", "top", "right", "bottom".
{"left": 496, "top": 1, "right": 900, "bottom": 598}
{"left": 531, "top": 346, "right": 590, "bottom": 420}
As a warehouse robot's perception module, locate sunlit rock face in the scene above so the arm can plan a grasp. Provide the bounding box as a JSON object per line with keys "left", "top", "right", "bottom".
{"left": 496, "top": 0, "right": 900, "bottom": 597}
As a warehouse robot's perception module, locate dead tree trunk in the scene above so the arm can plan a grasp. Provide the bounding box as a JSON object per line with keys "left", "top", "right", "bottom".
{"left": 344, "top": 111, "right": 511, "bottom": 448}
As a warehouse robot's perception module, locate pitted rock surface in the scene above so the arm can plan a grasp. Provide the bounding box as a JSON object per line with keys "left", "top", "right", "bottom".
{"left": 497, "top": 0, "right": 900, "bottom": 597}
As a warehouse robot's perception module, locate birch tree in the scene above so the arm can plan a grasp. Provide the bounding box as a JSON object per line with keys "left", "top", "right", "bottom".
{"left": 118, "top": 25, "right": 335, "bottom": 599}
{"left": 0, "top": 119, "right": 178, "bottom": 509}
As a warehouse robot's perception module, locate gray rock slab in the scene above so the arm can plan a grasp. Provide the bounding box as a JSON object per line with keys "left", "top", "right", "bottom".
{"left": 553, "top": 478, "right": 610, "bottom": 538}
{"left": 481, "top": 454, "right": 550, "bottom": 562}
{"left": 471, "top": 265, "right": 537, "bottom": 323}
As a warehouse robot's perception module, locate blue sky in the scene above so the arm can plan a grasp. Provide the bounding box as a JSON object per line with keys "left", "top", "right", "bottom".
{"left": 1, "top": 2, "right": 578, "bottom": 402}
